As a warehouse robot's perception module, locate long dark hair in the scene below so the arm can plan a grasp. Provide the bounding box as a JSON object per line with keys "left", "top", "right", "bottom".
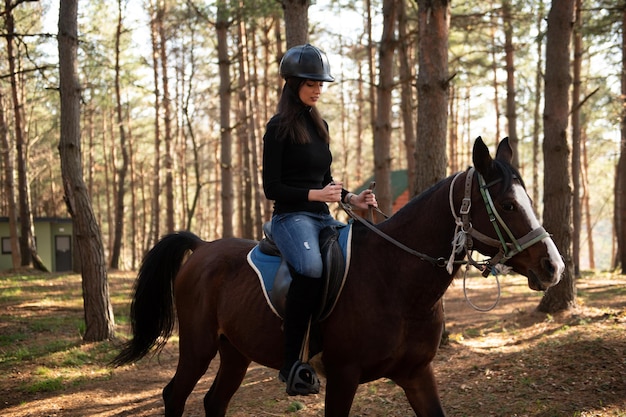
{"left": 275, "top": 77, "right": 330, "bottom": 145}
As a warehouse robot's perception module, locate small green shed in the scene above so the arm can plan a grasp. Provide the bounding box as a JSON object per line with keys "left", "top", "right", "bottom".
{"left": 0, "top": 217, "right": 74, "bottom": 272}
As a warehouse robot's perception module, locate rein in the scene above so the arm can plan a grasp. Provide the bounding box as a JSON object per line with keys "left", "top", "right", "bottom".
{"left": 340, "top": 202, "right": 448, "bottom": 268}
{"left": 341, "top": 167, "right": 550, "bottom": 311}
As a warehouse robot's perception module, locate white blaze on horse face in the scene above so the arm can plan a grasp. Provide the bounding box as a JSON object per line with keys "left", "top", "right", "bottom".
{"left": 512, "top": 184, "right": 565, "bottom": 284}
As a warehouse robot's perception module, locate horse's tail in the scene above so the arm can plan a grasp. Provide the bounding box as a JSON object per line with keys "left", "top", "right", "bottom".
{"left": 111, "top": 231, "right": 204, "bottom": 367}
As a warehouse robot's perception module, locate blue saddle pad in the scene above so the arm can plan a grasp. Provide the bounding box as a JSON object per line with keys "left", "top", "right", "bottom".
{"left": 247, "top": 223, "right": 353, "bottom": 317}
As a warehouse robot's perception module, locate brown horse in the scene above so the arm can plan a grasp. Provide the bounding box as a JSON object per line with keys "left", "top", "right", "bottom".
{"left": 112, "top": 137, "right": 564, "bottom": 417}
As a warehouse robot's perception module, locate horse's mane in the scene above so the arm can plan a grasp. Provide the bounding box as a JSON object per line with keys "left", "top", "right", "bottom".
{"left": 392, "top": 159, "right": 524, "bottom": 217}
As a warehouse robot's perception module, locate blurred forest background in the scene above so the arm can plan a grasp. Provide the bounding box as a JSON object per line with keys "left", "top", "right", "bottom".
{"left": 0, "top": 0, "right": 623, "bottom": 273}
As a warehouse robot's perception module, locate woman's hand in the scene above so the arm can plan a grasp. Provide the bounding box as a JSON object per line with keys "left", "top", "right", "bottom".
{"left": 346, "top": 189, "right": 377, "bottom": 210}
{"left": 309, "top": 182, "right": 344, "bottom": 202}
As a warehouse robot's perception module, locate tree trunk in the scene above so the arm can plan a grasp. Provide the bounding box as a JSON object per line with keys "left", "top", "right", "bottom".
{"left": 502, "top": 0, "right": 519, "bottom": 167}
{"left": 570, "top": 0, "right": 582, "bottom": 277}
{"left": 281, "top": 0, "right": 309, "bottom": 47}
{"left": 217, "top": 0, "right": 234, "bottom": 238}
{"left": 373, "top": 0, "right": 397, "bottom": 216}
{"left": 0, "top": 89, "right": 20, "bottom": 268}
{"left": 58, "top": 0, "right": 115, "bottom": 341}
{"left": 616, "top": 4, "right": 626, "bottom": 274}
{"left": 581, "top": 130, "right": 595, "bottom": 269}
{"left": 236, "top": 12, "right": 254, "bottom": 239}
{"left": 414, "top": 0, "right": 450, "bottom": 195}
{"left": 3, "top": 0, "right": 45, "bottom": 270}
{"left": 397, "top": 0, "right": 417, "bottom": 198}
{"left": 538, "top": 0, "right": 576, "bottom": 313}
{"left": 489, "top": 1, "right": 501, "bottom": 143}
{"left": 148, "top": 0, "right": 161, "bottom": 248}
{"left": 157, "top": 0, "right": 175, "bottom": 233}
{"left": 532, "top": 1, "right": 544, "bottom": 208}
{"left": 110, "top": 0, "right": 129, "bottom": 269}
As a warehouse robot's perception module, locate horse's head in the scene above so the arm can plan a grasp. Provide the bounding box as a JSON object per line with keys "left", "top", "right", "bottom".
{"left": 470, "top": 137, "right": 564, "bottom": 291}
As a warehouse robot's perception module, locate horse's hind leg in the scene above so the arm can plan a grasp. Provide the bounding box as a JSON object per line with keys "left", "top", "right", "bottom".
{"left": 203, "top": 337, "right": 251, "bottom": 417}
{"left": 163, "top": 339, "right": 218, "bottom": 417}
{"left": 395, "top": 364, "right": 446, "bottom": 417}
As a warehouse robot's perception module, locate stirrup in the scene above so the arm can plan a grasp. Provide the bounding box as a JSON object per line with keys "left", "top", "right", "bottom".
{"left": 279, "top": 361, "right": 320, "bottom": 396}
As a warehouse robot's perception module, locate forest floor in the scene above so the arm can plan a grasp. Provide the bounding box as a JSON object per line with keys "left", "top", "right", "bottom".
{"left": 1, "top": 270, "right": 625, "bottom": 417}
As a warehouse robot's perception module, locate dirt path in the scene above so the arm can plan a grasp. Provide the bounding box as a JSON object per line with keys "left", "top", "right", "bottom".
{"left": 2, "top": 274, "right": 625, "bottom": 416}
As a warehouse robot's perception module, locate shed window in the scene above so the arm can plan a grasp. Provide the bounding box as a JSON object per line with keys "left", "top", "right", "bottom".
{"left": 1, "top": 237, "right": 11, "bottom": 254}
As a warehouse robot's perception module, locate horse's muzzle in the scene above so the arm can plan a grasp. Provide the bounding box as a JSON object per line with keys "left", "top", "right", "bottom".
{"left": 526, "top": 255, "right": 564, "bottom": 291}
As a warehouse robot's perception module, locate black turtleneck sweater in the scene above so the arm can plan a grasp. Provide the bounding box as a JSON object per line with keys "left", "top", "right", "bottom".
{"left": 263, "top": 111, "right": 345, "bottom": 215}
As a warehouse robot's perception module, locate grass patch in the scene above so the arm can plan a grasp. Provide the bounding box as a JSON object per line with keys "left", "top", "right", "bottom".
{"left": 0, "top": 271, "right": 134, "bottom": 403}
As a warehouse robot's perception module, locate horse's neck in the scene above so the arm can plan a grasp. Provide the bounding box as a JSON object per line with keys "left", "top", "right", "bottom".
{"left": 379, "top": 178, "right": 458, "bottom": 256}
{"left": 368, "top": 178, "right": 460, "bottom": 305}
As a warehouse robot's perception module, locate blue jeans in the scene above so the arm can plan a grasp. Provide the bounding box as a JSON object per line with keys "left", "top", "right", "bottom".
{"left": 271, "top": 212, "right": 345, "bottom": 278}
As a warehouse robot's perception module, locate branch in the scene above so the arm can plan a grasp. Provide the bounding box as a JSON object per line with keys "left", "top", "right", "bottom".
{"left": 570, "top": 87, "right": 600, "bottom": 115}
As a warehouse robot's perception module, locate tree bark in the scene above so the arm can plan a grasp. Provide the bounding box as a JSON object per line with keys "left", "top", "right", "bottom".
{"left": 281, "top": 0, "right": 309, "bottom": 47}
{"left": 3, "top": 0, "right": 45, "bottom": 270}
{"left": 532, "top": 1, "right": 544, "bottom": 208}
{"left": 0, "top": 89, "right": 21, "bottom": 268}
{"left": 157, "top": 0, "right": 175, "bottom": 233}
{"left": 397, "top": 0, "right": 417, "bottom": 198}
{"left": 110, "top": 0, "right": 129, "bottom": 269}
{"left": 414, "top": 0, "right": 450, "bottom": 195}
{"left": 571, "top": 0, "right": 582, "bottom": 277}
{"left": 58, "top": 0, "right": 115, "bottom": 341}
{"left": 148, "top": 0, "right": 161, "bottom": 248}
{"left": 217, "top": 0, "right": 234, "bottom": 238}
{"left": 538, "top": 0, "right": 576, "bottom": 313}
{"left": 502, "top": 0, "right": 519, "bottom": 167}
{"left": 373, "top": 0, "right": 397, "bottom": 216}
{"left": 616, "top": 4, "right": 626, "bottom": 273}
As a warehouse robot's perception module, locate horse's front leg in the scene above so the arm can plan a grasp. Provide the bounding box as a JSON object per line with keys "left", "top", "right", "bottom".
{"left": 394, "top": 363, "right": 446, "bottom": 417}
{"left": 323, "top": 366, "right": 360, "bottom": 417}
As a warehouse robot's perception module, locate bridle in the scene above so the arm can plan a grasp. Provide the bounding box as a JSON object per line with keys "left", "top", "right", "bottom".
{"left": 448, "top": 167, "right": 550, "bottom": 277}
{"left": 341, "top": 166, "right": 551, "bottom": 311}
{"left": 341, "top": 166, "right": 550, "bottom": 278}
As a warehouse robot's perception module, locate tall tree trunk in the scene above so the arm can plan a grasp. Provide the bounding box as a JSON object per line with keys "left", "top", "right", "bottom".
{"left": 366, "top": 0, "right": 376, "bottom": 181}
{"left": 616, "top": 4, "right": 626, "bottom": 273}
{"left": 532, "top": 1, "right": 544, "bottom": 208}
{"left": 157, "top": 0, "right": 175, "bottom": 233}
{"left": 398, "top": 0, "right": 416, "bottom": 198}
{"left": 489, "top": 1, "right": 501, "bottom": 143}
{"left": 502, "top": 0, "right": 519, "bottom": 166}
{"left": 281, "top": 0, "right": 309, "bottom": 47}
{"left": 373, "top": 0, "right": 397, "bottom": 216}
{"left": 414, "top": 0, "right": 450, "bottom": 195}
{"left": 3, "top": 0, "right": 46, "bottom": 270}
{"left": 58, "top": 0, "right": 115, "bottom": 341}
{"left": 217, "top": 0, "right": 234, "bottom": 238}
{"left": 538, "top": 0, "right": 576, "bottom": 313}
{"left": 249, "top": 28, "right": 264, "bottom": 239}
{"left": 0, "top": 89, "right": 20, "bottom": 268}
{"left": 581, "top": 129, "right": 595, "bottom": 269}
{"left": 236, "top": 11, "right": 254, "bottom": 239}
{"left": 181, "top": 25, "right": 202, "bottom": 232}
{"left": 571, "top": 0, "right": 582, "bottom": 277}
{"left": 110, "top": 0, "right": 129, "bottom": 269}
{"left": 148, "top": 0, "right": 161, "bottom": 248}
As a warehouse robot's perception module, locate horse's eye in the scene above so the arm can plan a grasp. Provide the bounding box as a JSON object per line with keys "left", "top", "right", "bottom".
{"left": 501, "top": 201, "right": 516, "bottom": 211}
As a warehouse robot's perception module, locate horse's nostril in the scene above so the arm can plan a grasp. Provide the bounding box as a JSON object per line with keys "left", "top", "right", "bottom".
{"left": 541, "top": 257, "right": 555, "bottom": 275}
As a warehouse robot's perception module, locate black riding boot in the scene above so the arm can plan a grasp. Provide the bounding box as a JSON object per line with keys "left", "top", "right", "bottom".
{"left": 279, "top": 271, "right": 322, "bottom": 396}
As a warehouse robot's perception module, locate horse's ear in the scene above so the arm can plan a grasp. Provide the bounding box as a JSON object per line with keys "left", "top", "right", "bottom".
{"left": 472, "top": 136, "right": 493, "bottom": 176}
{"left": 495, "top": 137, "right": 513, "bottom": 164}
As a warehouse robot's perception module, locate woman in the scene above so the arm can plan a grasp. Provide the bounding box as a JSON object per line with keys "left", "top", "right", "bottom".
{"left": 262, "top": 44, "right": 377, "bottom": 396}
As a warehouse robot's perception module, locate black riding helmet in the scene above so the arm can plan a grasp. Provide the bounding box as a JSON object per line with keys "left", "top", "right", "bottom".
{"left": 279, "top": 44, "right": 335, "bottom": 82}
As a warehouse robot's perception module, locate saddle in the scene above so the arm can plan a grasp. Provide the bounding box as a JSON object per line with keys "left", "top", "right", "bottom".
{"left": 248, "top": 222, "right": 351, "bottom": 322}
